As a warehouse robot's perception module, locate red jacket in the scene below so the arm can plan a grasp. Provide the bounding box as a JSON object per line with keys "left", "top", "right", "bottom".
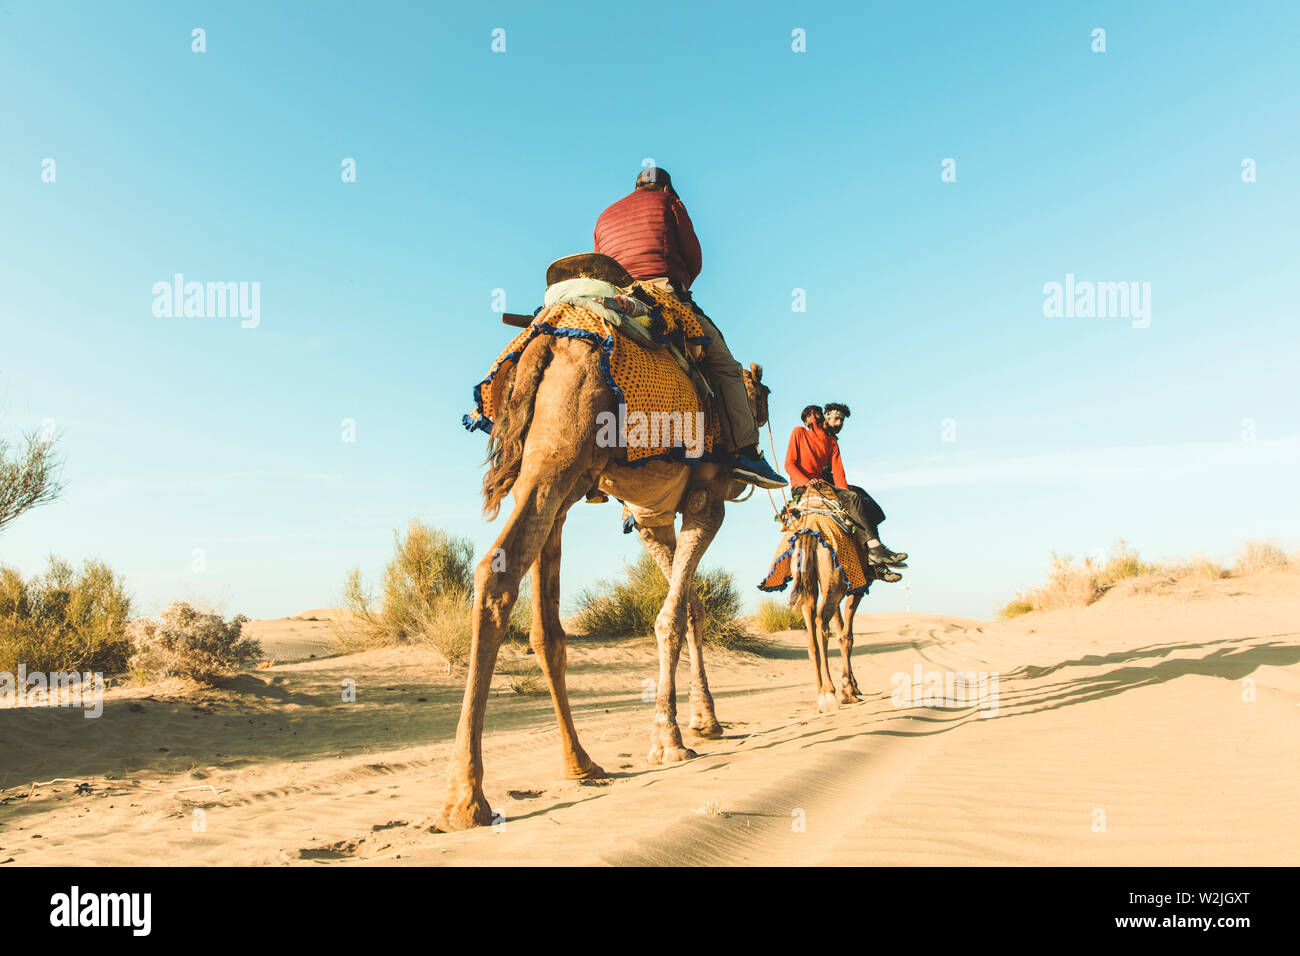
{"left": 785, "top": 423, "right": 847, "bottom": 488}
{"left": 594, "top": 188, "right": 702, "bottom": 289}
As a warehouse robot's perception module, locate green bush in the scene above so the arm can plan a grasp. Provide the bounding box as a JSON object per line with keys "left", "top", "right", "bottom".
{"left": 755, "top": 597, "right": 806, "bottom": 632}
{"left": 996, "top": 597, "right": 1035, "bottom": 620}
{"left": 127, "top": 602, "right": 261, "bottom": 683}
{"left": 340, "top": 519, "right": 528, "bottom": 665}
{"left": 572, "top": 552, "right": 753, "bottom": 649}
{"left": 0, "top": 557, "right": 132, "bottom": 674}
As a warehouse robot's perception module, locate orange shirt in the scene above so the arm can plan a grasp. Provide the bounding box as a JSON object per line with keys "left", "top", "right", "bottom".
{"left": 784, "top": 423, "right": 847, "bottom": 487}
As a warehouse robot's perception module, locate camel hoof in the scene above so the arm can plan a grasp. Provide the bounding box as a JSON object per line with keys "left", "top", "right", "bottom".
{"left": 647, "top": 745, "right": 697, "bottom": 765}
{"left": 691, "top": 721, "right": 724, "bottom": 739}
{"left": 817, "top": 692, "right": 840, "bottom": 713}
{"left": 436, "top": 794, "right": 496, "bottom": 831}
{"left": 564, "top": 761, "right": 607, "bottom": 780}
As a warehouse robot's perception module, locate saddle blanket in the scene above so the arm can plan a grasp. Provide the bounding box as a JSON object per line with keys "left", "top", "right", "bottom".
{"left": 464, "top": 284, "right": 719, "bottom": 464}
{"left": 758, "top": 511, "right": 870, "bottom": 596}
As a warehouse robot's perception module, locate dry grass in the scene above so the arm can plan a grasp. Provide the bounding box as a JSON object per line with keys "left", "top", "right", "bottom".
{"left": 999, "top": 537, "right": 1295, "bottom": 619}
{"left": 755, "top": 598, "right": 806, "bottom": 632}
{"left": 506, "top": 664, "right": 547, "bottom": 696}
{"left": 1162, "top": 556, "right": 1226, "bottom": 581}
{"left": 1094, "top": 539, "right": 1159, "bottom": 587}
{"left": 1030, "top": 553, "right": 1104, "bottom": 612}
{"left": 998, "top": 538, "right": 1211, "bottom": 621}
{"left": 1234, "top": 540, "right": 1289, "bottom": 575}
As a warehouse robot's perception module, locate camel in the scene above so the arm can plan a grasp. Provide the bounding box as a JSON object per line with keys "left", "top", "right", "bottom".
{"left": 787, "top": 481, "right": 867, "bottom": 712}
{"left": 437, "top": 322, "right": 771, "bottom": 831}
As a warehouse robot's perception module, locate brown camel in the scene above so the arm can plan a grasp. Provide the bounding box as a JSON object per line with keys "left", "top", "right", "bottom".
{"left": 788, "top": 481, "right": 866, "bottom": 711}
{"left": 437, "top": 327, "right": 770, "bottom": 831}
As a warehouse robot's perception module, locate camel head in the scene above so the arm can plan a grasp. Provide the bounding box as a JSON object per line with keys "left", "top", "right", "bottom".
{"left": 742, "top": 362, "right": 770, "bottom": 428}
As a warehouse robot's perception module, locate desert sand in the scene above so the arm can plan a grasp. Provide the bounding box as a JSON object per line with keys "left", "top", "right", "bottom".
{"left": 2, "top": 571, "right": 1297, "bottom": 866}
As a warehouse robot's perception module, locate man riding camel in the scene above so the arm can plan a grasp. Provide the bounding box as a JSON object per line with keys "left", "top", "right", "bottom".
{"left": 784, "top": 404, "right": 907, "bottom": 570}
{"left": 594, "top": 165, "right": 787, "bottom": 490}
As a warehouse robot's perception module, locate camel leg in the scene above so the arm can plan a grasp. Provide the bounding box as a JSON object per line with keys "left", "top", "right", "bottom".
{"left": 814, "top": 579, "right": 840, "bottom": 713}
{"left": 683, "top": 590, "right": 722, "bottom": 737}
{"left": 795, "top": 542, "right": 827, "bottom": 708}
{"left": 840, "top": 591, "right": 864, "bottom": 699}
{"left": 638, "top": 523, "right": 722, "bottom": 738}
{"left": 531, "top": 500, "right": 605, "bottom": 779}
{"left": 831, "top": 587, "right": 857, "bottom": 704}
{"left": 647, "top": 485, "right": 725, "bottom": 764}
{"left": 438, "top": 472, "right": 578, "bottom": 831}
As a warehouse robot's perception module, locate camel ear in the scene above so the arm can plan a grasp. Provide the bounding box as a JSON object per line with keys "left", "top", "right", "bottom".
{"left": 749, "top": 362, "right": 762, "bottom": 383}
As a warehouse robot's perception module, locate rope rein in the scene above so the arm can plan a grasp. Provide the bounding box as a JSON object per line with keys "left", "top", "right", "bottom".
{"left": 764, "top": 419, "right": 789, "bottom": 518}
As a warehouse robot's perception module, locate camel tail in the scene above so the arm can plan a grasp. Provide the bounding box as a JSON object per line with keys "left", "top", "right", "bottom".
{"left": 789, "top": 538, "right": 816, "bottom": 610}
{"left": 482, "top": 337, "right": 551, "bottom": 520}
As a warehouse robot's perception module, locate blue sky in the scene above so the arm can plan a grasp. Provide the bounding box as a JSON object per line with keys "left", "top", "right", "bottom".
{"left": 2, "top": 0, "right": 1297, "bottom": 621}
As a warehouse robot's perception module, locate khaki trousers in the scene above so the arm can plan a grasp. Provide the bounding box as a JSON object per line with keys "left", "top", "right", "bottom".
{"left": 640, "top": 277, "right": 759, "bottom": 453}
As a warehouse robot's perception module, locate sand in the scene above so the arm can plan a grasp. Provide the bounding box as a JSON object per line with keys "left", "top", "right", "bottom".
{"left": 2, "top": 571, "right": 1297, "bottom": 866}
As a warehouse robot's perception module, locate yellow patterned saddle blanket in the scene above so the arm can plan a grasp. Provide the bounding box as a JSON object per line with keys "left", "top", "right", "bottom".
{"left": 464, "top": 284, "right": 719, "bottom": 464}
{"left": 758, "top": 489, "right": 871, "bottom": 596}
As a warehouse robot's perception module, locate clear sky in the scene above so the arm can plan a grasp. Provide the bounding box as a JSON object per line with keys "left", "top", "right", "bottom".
{"left": 2, "top": 0, "right": 1297, "bottom": 621}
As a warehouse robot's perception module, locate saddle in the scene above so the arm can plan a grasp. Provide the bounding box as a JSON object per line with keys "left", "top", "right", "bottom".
{"left": 778, "top": 480, "right": 858, "bottom": 537}
{"left": 542, "top": 254, "right": 706, "bottom": 387}
{"left": 472, "top": 252, "right": 722, "bottom": 470}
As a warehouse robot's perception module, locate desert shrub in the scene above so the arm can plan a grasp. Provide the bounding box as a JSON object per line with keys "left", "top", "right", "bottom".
{"left": 572, "top": 552, "right": 754, "bottom": 649}
{"left": 997, "top": 597, "right": 1035, "bottom": 620}
{"left": 755, "top": 597, "right": 806, "bottom": 632}
{"left": 1162, "top": 556, "right": 1225, "bottom": 581}
{"left": 340, "top": 519, "right": 527, "bottom": 665}
{"left": 127, "top": 602, "right": 261, "bottom": 682}
{"left": 1001, "top": 540, "right": 1246, "bottom": 618}
{"left": 1234, "top": 540, "right": 1288, "bottom": 575}
{"left": 1028, "top": 553, "right": 1103, "bottom": 611}
{"left": 0, "top": 557, "right": 132, "bottom": 674}
{"left": 572, "top": 551, "right": 665, "bottom": 638}
{"left": 507, "top": 663, "right": 547, "bottom": 696}
{"left": 1096, "top": 539, "right": 1158, "bottom": 587}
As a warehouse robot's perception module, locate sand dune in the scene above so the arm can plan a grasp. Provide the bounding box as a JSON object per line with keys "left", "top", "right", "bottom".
{"left": 2, "top": 571, "right": 1297, "bottom": 866}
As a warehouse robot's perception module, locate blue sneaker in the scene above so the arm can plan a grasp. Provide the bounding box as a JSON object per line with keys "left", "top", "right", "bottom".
{"left": 732, "top": 450, "right": 788, "bottom": 489}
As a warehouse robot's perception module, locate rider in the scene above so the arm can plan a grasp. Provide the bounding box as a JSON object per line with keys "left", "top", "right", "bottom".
{"left": 784, "top": 404, "right": 907, "bottom": 568}
{"left": 594, "top": 165, "right": 787, "bottom": 489}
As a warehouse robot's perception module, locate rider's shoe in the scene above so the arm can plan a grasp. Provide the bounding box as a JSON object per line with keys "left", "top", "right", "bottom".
{"left": 732, "top": 450, "right": 788, "bottom": 489}
{"left": 877, "top": 568, "right": 903, "bottom": 583}
{"left": 866, "top": 543, "right": 908, "bottom": 568}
